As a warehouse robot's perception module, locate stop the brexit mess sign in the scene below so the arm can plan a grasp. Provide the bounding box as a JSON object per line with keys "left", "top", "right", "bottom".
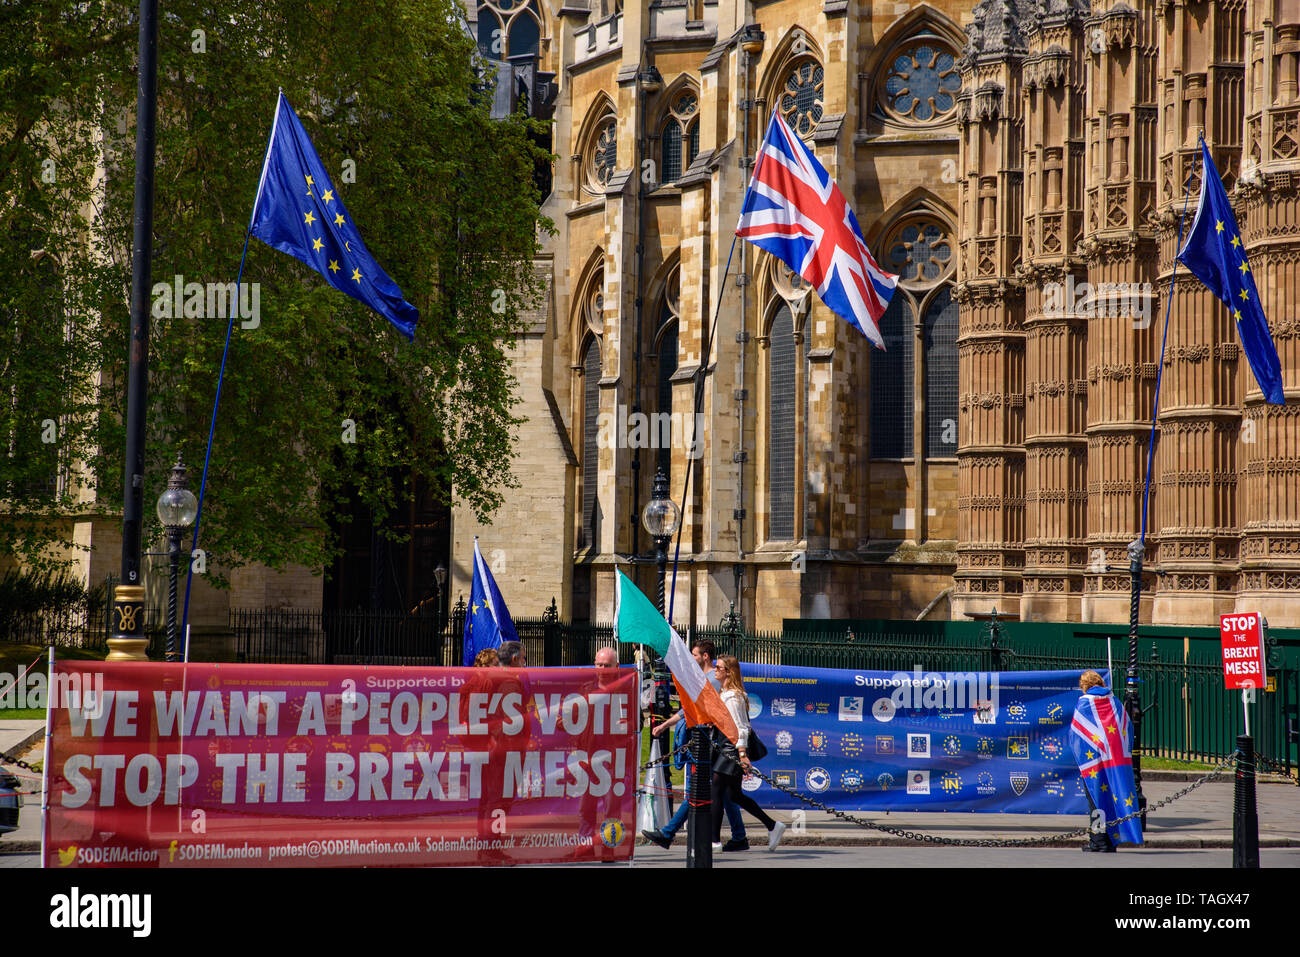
{"left": 44, "top": 662, "right": 636, "bottom": 867}
{"left": 1219, "top": 614, "right": 1267, "bottom": 690}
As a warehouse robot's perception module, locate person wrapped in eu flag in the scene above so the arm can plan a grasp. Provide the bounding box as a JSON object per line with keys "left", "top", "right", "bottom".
{"left": 1070, "top": 670, "right": 1143, "bottom": 850}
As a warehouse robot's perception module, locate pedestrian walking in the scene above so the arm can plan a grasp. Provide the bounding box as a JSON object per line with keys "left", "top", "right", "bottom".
{"left": 711, "top": 656, "right": 786, "bottom": 851}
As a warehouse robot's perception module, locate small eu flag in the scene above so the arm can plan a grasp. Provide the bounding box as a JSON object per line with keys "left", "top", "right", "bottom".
{"left": 1176, "top": 138, "right": 1284, "bottom": 404}
{"left": 463, "top": 538, "right": 520, "bottom": 666}
{"left": 249, "top": 92, "right": 419, "bottom": 340}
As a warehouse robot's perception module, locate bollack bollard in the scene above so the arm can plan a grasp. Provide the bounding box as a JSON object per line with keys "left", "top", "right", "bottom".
{"left": 685, "top": 725, "right": 713, "bottom": 869}
{"left": 1232, "top": 734, "right": 1260, "bottom": 869}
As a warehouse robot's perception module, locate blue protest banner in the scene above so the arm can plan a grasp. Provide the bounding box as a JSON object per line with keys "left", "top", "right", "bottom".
{"left": 737, "top": 663, "right": 1094, "bottom": 814}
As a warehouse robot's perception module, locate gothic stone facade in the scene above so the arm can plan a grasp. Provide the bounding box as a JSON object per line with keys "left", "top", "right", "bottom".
{"left": 451, "top": 0, "right": 1300, "bottom": 631}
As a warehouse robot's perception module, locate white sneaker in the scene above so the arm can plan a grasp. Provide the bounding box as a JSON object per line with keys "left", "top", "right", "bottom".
{"left": 711, "top": 842, "right": 723, "bottom": 850}
{"left": 767, "top": 821, "right": 787, "bottom": 851}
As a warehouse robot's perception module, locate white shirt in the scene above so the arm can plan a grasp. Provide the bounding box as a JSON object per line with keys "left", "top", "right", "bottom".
{"left": 721, "top": 688, "right": 751, "bottom": 750}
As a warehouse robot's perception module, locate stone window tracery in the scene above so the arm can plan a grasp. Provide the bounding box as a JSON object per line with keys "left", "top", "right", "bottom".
{"left": 779, "top": 59, "right": 824, "bottom": 138}
{"left": 877, "top": 37, "right": 962, "bottom": 125}
{"left": 883, "top": 216, "right": 954, "bottom": 287}
{"left": 586, "top": 112, "right": 618, "bottom": 193}
{"left": 476, "top": 0, "right": 544, "bottom": 60}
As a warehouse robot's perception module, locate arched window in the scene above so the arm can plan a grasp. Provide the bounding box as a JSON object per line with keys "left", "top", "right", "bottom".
{"left": 655, "top": 269, "right": 680, "bottom": 475}
{"left": 924, "top": 287, "right": 959, "bottom": 458}
{"left": 661, "top": 91, "right": 699, "bottom": 183}
{"left": 476, "top": 0, "right": 543, "bottom": 59}
{"left": 585, "top": 111, "right": 618, "bottom": 193}
{"left": 778, "top": 59, "right": 824, "bottom": 138}
{"left": 581, "top": 335, "right": 603, "bottom": 551}
{"left": 871, "top": 208, "right": 957, "bottom": 460}
{"left": 870, "top": 295, "right": 914, "bottom": 458}
{"left": 768, "top": 304, "right": 801, "bottom": 540}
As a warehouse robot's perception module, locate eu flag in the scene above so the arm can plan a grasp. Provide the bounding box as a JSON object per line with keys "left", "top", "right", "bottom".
{"left": 1176, "top": 138, "right": 1284, "bottom": 404}
{"left": 249, "top": 93, "right": 419, "bottom": 340}
{"left": 463, "top": 539, "right": 520, "bottom": 666}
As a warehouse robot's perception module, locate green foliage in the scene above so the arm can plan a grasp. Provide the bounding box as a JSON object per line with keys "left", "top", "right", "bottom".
{"left": 0, "top": 568, "right": 105, "bottom": 642}
{"left": 1, "top": 1, "right": 551, "bottom": 583}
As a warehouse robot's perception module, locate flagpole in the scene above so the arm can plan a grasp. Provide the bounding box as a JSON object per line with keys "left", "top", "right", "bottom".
{"left": 178, "top": 97, "right": 282, "bottom": 652}
{"left": 178, "top": 226, "right": 254, "bottom": 652}
{"left": 666, "top": 234, "right": 739, "bottom": 624}
{"left": 1124, "top": 134, "right": 1200, "bottom": 825}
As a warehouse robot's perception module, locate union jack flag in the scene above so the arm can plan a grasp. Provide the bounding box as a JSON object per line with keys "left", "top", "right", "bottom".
{"left": 1069, "top": 687, "right": 1143, "bottom": 845}
{"left": 736, "top": 112, "right": 898, "bottom": 349}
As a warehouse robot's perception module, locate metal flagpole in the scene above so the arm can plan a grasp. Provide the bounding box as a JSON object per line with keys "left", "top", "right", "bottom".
{"left": 666, "top": 233, "right": 738, "bottom": 624}
{"left": 39, "top": 645, "right": 54, "bottom": 868}
{"left": 664, "top": 232, "right": 737, "bottom": 872}
{"left": 178, "top": 95, "right": 284, "bottom": 651}
{"left": 1126, "top": 136, "right": 1201, "bottom": 826}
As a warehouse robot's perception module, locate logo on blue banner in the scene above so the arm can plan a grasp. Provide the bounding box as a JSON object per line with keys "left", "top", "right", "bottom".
{"left": 907, "top": 770, "right": 930, "bottom": 795}
{"left": 838, "top": 696, "right": 864, "bottom": 721}
{"left": 806, "top": 767, "right": 831, "bottom": 793}
{"left": 875, "top": 734, "right": 895, "bottom": 755}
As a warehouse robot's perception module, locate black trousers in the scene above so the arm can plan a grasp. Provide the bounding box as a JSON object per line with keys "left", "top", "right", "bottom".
{"left": 711, "top": 771, "right": 776, "bottom": 842}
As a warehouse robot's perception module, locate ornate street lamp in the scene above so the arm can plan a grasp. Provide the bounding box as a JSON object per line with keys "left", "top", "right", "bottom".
{"left": 641, "top": 467, "right": 681, "bottom": 616}
{"left": 156, "top": 455, "right": 197, "bottom": 661}
{"left": 434, "top": 563, "right": 447, "bottom": 629}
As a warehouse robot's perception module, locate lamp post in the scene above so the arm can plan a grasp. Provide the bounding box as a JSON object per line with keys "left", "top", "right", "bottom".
{"left": 641, "top": 467, "right": 681, "bottom": 616}
{"left": 156, "top": 455, "right": 197, "bottom": 662}
{"left": 434, "top": 563, "right": 447, "bottom": 628}
{"left": 640, "top": 466, "right": 709, "bottom": 867}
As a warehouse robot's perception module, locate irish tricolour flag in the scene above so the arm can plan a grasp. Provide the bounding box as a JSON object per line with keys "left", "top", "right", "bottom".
{"left": 614, "top": 569, "right": 738, "bottom": 744}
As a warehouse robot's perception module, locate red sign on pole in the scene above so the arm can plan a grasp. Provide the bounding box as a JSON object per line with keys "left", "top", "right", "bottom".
{"left": 1219, "top": 613, "right": 1267, "bottom": 690}
{"left": 44, "top": 662, "right": 637, "bottom": 868}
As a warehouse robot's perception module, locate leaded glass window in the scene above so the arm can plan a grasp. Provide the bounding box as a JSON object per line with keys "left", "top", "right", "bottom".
{"left": 882, "top": 42, "right": 961, "bottom": 123}
{"left": 870, "top": 295, "right": 914, "bottom": 458}
{"left": 924, "top": 287, "right": 959, "bottom": 459}
{"left": 589, "top": 114, "right": 617, "bottom": 190}
{"left": 582, "top": 336, "right": 602, "bottom": 550}
{"left": 768, "top": 305, "right": 801, "bottom": 540}
{"left": 661, "top": 91, "right": 699, "bottom": 182}
{"left": 779, "top": 60, "right": 824, "bottom": 138}
{"left": 884, "top": 218, "right": 953, "bottom": 287}
{"left": 476, "top": 0, "right": 543, "bottom": 59}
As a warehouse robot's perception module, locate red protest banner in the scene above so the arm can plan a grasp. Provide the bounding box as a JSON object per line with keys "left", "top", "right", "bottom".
{"left": 44, "top": 662, "right": 637, "bottom": 867}
{"left": 1219, "top": 613, "right": 1267, "bottom": 690}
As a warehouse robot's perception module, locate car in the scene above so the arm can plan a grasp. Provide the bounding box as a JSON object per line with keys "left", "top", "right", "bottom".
{"left": 0, "top": 770, "right": 21, "bottom": 835}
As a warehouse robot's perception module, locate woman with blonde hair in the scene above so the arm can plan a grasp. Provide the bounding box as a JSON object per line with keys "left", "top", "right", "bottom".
{"left": 711, "top": 656, "right": 787, "bottom": 851}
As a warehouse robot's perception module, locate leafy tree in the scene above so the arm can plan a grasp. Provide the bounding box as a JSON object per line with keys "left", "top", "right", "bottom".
{"left": 1, "top": 0, "right": 550, "bottom": 584}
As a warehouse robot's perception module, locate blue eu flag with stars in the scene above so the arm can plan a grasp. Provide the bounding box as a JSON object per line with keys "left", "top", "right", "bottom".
{"left": 463, "top": 539, "right": 520, "bottom": 666}
{"left": 1176, "top": 138, "right": 1284, "bottom": 404}
{"left": 250, "top": 92, "right": 419, "bottom": 340}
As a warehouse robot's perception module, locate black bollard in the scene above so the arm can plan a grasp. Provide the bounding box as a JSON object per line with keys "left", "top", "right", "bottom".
{"left": 1232, "top": 734, "right": 1260, "bottom": 869}
{"left": 685, "top": 725, "right": 713, "bottom": 869}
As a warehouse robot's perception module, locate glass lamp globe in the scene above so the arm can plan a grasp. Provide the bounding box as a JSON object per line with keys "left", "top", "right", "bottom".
{"left": 156, "top": 486, "right": 198, "bottom": 528}
{"left": 642, "top": 496, "right": 681, "bottom": 539}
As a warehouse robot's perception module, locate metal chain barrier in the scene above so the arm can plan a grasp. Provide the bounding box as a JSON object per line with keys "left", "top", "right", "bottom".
{"left": 0, "top": 750, "right": 43, "bottom": 775}
{"left": 638, "top": 739, "right": 690, "bottom": 772}
{"left": 1253, "top": 751, "right": 1298, "bottom": 782}
{"left": 742, "top": 750, "right": 1242, "bottom": 848}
